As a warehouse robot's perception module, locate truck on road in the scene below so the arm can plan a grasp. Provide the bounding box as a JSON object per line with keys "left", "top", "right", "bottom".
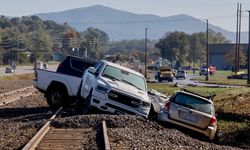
{"left": 158, "top": 67, "right": 174, "bottom": 82}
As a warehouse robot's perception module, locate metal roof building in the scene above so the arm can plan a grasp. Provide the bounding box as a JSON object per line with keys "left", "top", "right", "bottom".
{"left": 209, "top": 43, "right": 248, "bottom": 70}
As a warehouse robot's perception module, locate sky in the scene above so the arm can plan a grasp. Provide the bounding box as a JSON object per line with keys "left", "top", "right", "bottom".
{"left": 0, "top": 0, "right": 250, "bottom": 32}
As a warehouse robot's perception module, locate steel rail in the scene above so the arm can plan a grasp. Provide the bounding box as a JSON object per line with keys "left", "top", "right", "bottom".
{"left": 22, "top": 107, "right": 63, "bottom": 150}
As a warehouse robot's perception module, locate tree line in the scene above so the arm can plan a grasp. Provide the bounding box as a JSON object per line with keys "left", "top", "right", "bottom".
{"left": 0, "top": 15, "right": 109, "bottom": 65}
{"left": 155, "top": 30, "right": 231, "bottom": 68}
{"left": 0, "top": 15, "right": 239, "bottom": 68}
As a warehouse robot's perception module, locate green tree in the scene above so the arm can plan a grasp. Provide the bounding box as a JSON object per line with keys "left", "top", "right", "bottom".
{"left": 156, "top": 30, "right": 230, "bottom": 67}
{"left": 28, "top": 30, "right": 52, "bottom": 62}
{"left": 155, "top": 31, "right": 190, "bottom": 64}
{"left": 82, "top": 27, "right": 109, "bottom": 59}
{"left": 224, "top": 46, "right": 247, "bottom": 66}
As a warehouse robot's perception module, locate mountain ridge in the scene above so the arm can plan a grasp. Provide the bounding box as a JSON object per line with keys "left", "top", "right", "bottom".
{"left": 36, "top": 5, "right": 247, "bottom": 42}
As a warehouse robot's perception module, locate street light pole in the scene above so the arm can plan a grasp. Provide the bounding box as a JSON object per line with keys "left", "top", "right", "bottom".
{"left": 247, "top": 11, "right": 250, "bottom": 84}
{"left": 205, "top": 19, "right": 209, "bottom": 81}
{"left": 145, "top": 28, "right": 148, "bottom": 78}
{"left": 171, "top": 33, "right": 173, "bottom": 68}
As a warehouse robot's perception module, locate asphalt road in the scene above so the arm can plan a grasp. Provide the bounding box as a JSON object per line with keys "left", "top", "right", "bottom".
{"left": 150, "top": 73, "right": 245, "bottom": 88}
{"left": 0, "top": 65, "right": 58, "bottom": 77}
{"left": 0, "top": 66, "right": 245, "bottom": 88}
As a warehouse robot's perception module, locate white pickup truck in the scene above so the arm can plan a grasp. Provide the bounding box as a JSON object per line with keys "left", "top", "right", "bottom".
{"left": 76, "top": 60, "right": 152, "bottom": 118}
{"left": 33, "top": 56, "right": 152, "bottom": 118}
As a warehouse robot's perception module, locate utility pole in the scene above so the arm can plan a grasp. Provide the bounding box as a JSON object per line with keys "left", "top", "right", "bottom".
{"left": 247, "top": 11, "right": 250, "bottom": 84}
{"left": 171, "top": 33, "right": 173, "bottom": 68}
{"left": 205, "top": 19, "right": 209, "bottom": 81}
{"left": 145, "top": 28, "right": 148, "bottom": 78}
{"left": 235, "top": 3, "right": 242, "bottom": 73}
{"left": 235, "top": 3, "right": 239, "bottom": 73}
{"left": 32, "top": 32, "right": 37, "bottom": 72}
{"left": 193, "top": 45, "right": 195, "bottom": 74}
{"left": 238, "top": 3, "right": 242, "bottom": 72}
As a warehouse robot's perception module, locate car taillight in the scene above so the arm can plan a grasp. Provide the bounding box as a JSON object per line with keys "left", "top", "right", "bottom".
{"left": 209, "top": 116, "right": 217, "bottom": 127}
{"left": 164, "top": 101, "right": 171, "bottom": 111}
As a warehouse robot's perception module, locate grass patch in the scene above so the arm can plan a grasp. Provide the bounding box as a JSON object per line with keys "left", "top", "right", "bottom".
{"left": 191, "top": 70, "right": 248, "bottom": 86}
{"left": 148, "top": 83, "right": 231, "bottom": 97}
{"left": 218, "top": 120, "right": 249, "bottom": 132}
{"left": 147, "top": 83, "right": 179, "bottom": 95}
{"left": 46, "top": 61, "right": 60, "bottom": 65}
{"left": 0, "top": 73, "right": 34, "bottom": 81}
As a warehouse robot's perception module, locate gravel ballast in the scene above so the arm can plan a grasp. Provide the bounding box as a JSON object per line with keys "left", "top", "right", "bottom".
{"left": 51, "top": 115, "right": 242, "bottom": 150}
{"left": 0, "top": 80, "right": 247, "bottom": 150}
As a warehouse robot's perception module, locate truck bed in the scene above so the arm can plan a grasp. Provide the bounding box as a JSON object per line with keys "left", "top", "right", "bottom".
{"left": 33, "top": 69, "right": 81, "bottom": 97}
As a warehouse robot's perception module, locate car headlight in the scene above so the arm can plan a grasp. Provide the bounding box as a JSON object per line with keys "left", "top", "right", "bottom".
{"left": 96, "top": 85, "right": 109, "bottom": 93}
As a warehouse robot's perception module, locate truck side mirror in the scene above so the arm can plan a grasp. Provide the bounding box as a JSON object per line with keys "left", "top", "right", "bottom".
{"left": 88, "top": 67, "right": 97, "bottom": 75}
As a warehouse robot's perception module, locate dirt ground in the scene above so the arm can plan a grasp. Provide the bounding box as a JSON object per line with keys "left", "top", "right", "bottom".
{"left": 0, "top": 80, "right": 247, "bottom": 149}
{"left": 0, "top": 80, "right": 31, "bottom": 94}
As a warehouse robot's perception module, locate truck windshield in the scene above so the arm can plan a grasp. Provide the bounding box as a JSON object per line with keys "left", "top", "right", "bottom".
{"left": 102, "top": 65, "right": 146, "bottom": 91}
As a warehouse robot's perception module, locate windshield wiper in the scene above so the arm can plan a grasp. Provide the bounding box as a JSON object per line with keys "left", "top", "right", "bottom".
{"left": 121, "top": 79, "right": 143, "bottom": 91}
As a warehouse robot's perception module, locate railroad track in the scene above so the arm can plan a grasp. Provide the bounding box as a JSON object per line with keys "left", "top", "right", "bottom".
{"left": 0, "top": 86, "right": 36, "bottom": 106}
{"left": 22, "top": 107, "right": 112, "bottom": 150}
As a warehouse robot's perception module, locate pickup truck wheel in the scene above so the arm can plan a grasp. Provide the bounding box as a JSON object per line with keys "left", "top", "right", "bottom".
{"left": 148, "top": 106, "right": 157, "bottom": 121}
{"left": 75, "top": 94, "right": 85, "bottom": 114}
{"left": 46, "top": 87, "right": 65, "bottom": 108}
{"left": 82, "top": 95, "right": 92, "bottom": 114}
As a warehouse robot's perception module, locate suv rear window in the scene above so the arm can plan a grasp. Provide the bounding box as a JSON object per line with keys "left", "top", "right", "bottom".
{"left": 172, "top": 93, "right": 214, "bottom": 115}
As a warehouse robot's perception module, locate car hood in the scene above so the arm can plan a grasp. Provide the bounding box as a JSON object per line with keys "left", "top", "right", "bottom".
{"left": 98, "top": 77, "right": 150, "bottom": 102}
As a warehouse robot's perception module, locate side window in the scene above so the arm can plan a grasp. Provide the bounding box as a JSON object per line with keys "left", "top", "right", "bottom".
{"left": 70, "top": 59, "right": 85, "bottom": 72}
{"left": 95, "top": 62, "right": 104, "bottom": 74}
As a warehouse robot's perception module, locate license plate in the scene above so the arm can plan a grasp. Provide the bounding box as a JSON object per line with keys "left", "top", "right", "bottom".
{"left": 179, "top": 112, "right": 198, "bottom": 123}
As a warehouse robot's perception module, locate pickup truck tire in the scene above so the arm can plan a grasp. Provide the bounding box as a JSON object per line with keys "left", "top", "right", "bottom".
{"left": 82, "top": 91, "right": 92, "bottom": 114}
{"left": 148, "top": 106, "right": 157, "bottom": 120}
{"left": 75, "top": 95, "right": 85, "bottom": 114}
{"left": 45, "top": 83, "right": 68, "bottom": 108}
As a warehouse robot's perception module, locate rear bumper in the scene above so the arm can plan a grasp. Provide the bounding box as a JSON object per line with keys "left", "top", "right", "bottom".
{"left": 159, "top": 77, "right": 173, "bottom": 80}
{"left": 158, "top": 110, "right": 217, "bottom": 140}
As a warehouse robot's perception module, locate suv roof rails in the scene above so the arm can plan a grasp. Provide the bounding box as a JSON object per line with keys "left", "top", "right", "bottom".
{"left": 180, "top": 88, "right": 216, "bottom": 100}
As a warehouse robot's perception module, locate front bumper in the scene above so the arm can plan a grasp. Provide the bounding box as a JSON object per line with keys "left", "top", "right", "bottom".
{"left": 91, "top": 91, "right": 150, "bottom": 118}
